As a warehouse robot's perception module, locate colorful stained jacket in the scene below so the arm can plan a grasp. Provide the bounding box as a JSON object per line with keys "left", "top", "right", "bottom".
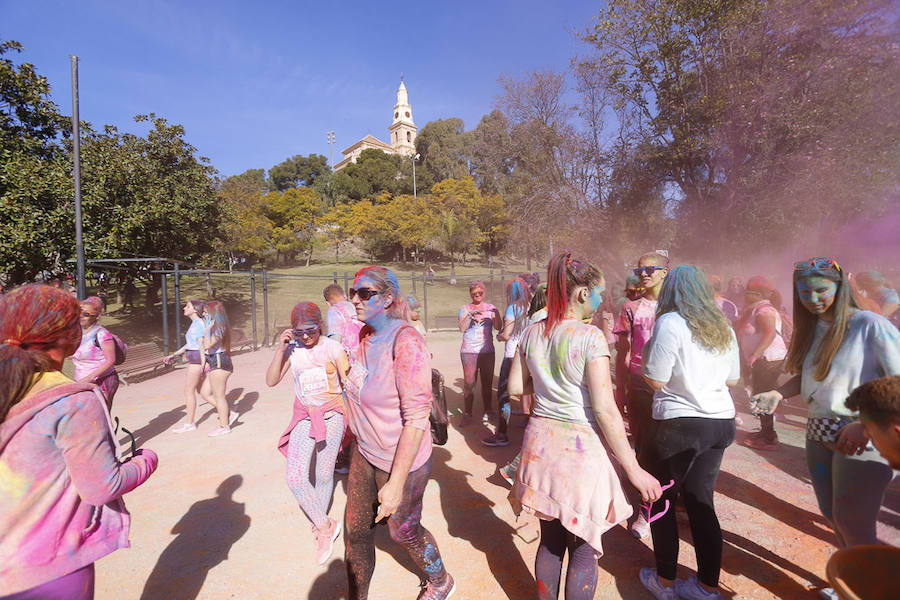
{"left": 0, "top": 373, "right": 157, "bottom": 595}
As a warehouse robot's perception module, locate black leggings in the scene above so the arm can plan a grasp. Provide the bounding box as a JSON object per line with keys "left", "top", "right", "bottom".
{"left": 344, "top": 447, "right": 446, "bottom": 599}
{"left": 750, "top": 358, "right": 782, "bottom": 437}
{"left": 461, "top": 351, "right": 495, "bottom": 415}
{"left": 535, "top": 519, "right": 597, "bottom": 600}
{"left": 646, "top": 417, "right": 735, "bottom": 587}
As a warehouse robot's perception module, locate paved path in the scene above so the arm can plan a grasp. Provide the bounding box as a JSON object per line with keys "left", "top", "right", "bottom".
{"left": 96, "top": 332, "right": 899, "bottom": 599}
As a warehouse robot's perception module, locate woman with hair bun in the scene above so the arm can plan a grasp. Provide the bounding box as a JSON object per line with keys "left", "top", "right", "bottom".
{"left": 508, "top": 252, "right": 661, "bottom": 600}
{"left": 166, "top": 300, "right": 208, "bottom": 433}
{"left": 343, "top": 266, "right": 454, "bottom": 600}
{"left": 0, "top": 285, "right": 157, "bottom": 599}
{"left": 266, "top": 301, "right": 349, "bottom": 565}
{"left": 71, "top": 296, "right": 120, "bottom": 410}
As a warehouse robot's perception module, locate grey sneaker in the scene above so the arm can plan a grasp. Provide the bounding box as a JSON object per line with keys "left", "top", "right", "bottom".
{"left": 639, "top": 568, "right": 677, "bottom": 600}
{"left": 481, "top": 432, "right": 510, "bottom": 447}
{"left": 674, "top": 576, "right": 721, "bottom": 600}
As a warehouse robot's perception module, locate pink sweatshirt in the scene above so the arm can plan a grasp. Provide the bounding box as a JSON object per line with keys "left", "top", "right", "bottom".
{"left": 343, "top": 321, "right": 433, "bottom": 473}
{"left": 0, "top": 373, "right": 157, "bottom": 595}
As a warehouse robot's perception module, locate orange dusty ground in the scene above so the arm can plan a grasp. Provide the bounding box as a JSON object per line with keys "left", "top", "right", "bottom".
{"left": 95, "top": 332, "right": 899, "bottom": 599}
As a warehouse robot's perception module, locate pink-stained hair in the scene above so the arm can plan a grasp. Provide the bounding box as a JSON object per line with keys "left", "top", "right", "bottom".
{"left": 545, "top": 251, "right": 602, "bottom": 336}
{"left": 290, "top": 302, "right": 323, "bottom": 329}
{"left": 1, "top": 285, "right": 82, "bottom": 421}
{"left": 80, "top": 296, "right": 104, "bottom": 314}
{"left": 204, "top": 301, "right": 231, "bottom": 354}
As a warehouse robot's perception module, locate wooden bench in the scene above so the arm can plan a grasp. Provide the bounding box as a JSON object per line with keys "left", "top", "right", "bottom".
{"left": 231, "top": 328, "right": 255, "bottom": 353}
{"left": 432, "top": 315, "right": 461, "bottom": 331}
{"left": 118, "top": 342, "right": 172, "bottom": 384}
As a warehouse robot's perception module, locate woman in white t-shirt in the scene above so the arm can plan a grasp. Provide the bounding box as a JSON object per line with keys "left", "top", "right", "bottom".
{"left": 483, "top": 277, "right": 531, "bottom": 447}
{"left": 508, "top": 252, "right": 660, "bottom": 600}
{"left": 639, "top": 265, "right": 740, "bottom": 600}
{"left": 266, "top": 302, "right": 349, "bottom": 566}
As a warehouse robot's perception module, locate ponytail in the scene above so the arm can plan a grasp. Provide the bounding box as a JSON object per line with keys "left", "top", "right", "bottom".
{"left": 544, "top": 251, "right": 603, "bottom": 336}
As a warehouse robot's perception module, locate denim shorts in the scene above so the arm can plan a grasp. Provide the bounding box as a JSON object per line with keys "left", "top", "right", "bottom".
{"left": 205, "top": 351, "right": 233, "bottom": 373}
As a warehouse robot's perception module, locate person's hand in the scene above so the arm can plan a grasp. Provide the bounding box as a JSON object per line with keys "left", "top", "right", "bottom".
{"left": 279, "top": 329, "right": 293, "bottom": 346}
{"left": 132, "top": 448, "right": 159, "bottom": 472}
{"left": 163, "top": 354, "right": 174, "bottom": 365}
{"left": 626, "top": 465, "right": 662, "bottom": 503}
{"left": 750, "top": 390, "right": 782, "bottom": 416}
{"left": 747, "top": 354, "right": 759, "bottom": 368}
{"left": 375, "top": 479, "right": 404, "bottom": 523}
{"left": 836, "top": 421, "right": 869, "bottom": 456}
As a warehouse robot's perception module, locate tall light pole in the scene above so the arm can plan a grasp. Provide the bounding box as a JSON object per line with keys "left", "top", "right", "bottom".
{"left": 327, "top": 131, "right": 335, "bottom": 169}
{"left": 409, "top": 152, "right": 420, "bottom": 198}
{"left": 70, "top": 55, "right": 86, "bottom": 299}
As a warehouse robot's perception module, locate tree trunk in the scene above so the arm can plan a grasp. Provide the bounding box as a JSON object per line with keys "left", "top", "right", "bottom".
{"left": 306, "top": 250, "right": 312, "bottom": 267}
{"left": 526, "top": 245, "right": 532, "bottom": 271}
{"left": 335, "top": 243, "right": 339, "bottom": 265}
{"left": 449, "top": 258, "right": 457, "bottom": 285}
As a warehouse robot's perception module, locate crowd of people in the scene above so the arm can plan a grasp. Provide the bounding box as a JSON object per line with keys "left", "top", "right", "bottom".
{"left": 1, "top": 254, "right": 899, "bottom": 600}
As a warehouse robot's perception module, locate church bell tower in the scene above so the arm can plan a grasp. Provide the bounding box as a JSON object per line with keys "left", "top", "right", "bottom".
{"left": 389, "top": 78, "right": 417, "bottom": 155}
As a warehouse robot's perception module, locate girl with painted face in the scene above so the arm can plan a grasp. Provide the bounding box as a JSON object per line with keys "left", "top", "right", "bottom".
{"left": 483, "top": 277, "right": 531, "bottom": 448}
{"left": 199, "top": 301, "right": 237, "bottom": 437}
{"left": 266, "top": 302, "right": 349, "bottom": 565}
{"left": 508, "top": 252, "right": 661, "bottom": 600}
{"left": 71, "top": 296, "right": 120, "bottom": 410}
{"left": 0, "top": 285, "right": 157, "bottom": 599}
{"left": 752, "top": 257, "right": 900, "bottom": 600}
{"left": 167, "top": 300, "right": 208, "bottom": 433}
{"left": 457, "top": 280, "right": 502, "bottom": 427}
{"left": 343, "top": 266, "right": 454, "bottom": 600}
{"left": 638, "top": 265, "right": 741, "bottom": 600}
{"left": 737, "top": 276, "right": 788, "bottom": 451}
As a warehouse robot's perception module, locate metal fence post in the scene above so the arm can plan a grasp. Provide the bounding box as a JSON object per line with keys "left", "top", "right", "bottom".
{"left": 500, "top": 269, "right": 505, "bottom": 297}
{"left": 250, "top": 269, "right": 258, "bottom": 350}
{"left": 343, "top": 272, "right": 349, "bottom": 296}
{"left": 174, "top": 263, "right": 181, "bottom": 345}
{"left": 411, "top": 273, "right": 417, "bottom": 295}
{"left": 333, "top": 271, "right": 338, "bottom": 284}
{"left": 262, "top": 269, "right": 269, "bottom": 346}
{"left": 161, "top": 273, "right": 169, "bottom": 355}
{"left": 489, "top": 268, "right": 494, "bottom": 299}
{"left": 422, "top": 272, "right": 429, "bottom": 332}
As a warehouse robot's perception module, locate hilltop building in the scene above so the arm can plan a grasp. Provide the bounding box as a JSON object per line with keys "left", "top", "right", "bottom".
{"left": 333, "top": 79, "right": 417, "bottom": 171}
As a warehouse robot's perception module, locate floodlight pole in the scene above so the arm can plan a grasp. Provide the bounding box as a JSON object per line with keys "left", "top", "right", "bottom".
{"left": 70, "top": 55, "right": 86, "bottom": 300}
{"left": 327, "top": 131, "right": 335, "bottom": 169}
{"left": 410, "top": 153, "right": 419, "bottom": 198}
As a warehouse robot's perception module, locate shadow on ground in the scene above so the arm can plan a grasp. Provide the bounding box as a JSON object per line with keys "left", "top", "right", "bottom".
{"left": 140, "top": 475, "right": 250, "bottom": 600}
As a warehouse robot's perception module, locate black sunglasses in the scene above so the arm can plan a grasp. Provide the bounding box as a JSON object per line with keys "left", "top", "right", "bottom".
{"left": 292, "top": 326, "right": 319, "bottom": 338}
{"left": 633, "top": 266, "right": 666, "bottom": 277}
{"left": 349, "top": 288, "right": 380, "bottom": 301}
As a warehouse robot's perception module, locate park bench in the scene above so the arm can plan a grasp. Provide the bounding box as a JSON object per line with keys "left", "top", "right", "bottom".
{"left": 117, "top": 342, "right": 172, "bottom": 384}
{"left": 231, "top": 328, "right": 255, "bottom": 353}
{"left": 432, "top": 316, "right": 460, "bottom": 331}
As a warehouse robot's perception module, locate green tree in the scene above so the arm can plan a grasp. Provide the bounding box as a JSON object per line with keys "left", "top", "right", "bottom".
{"left": 414, "top": 117, "right": 472, "bottom": 190}
{"left": 263, "top": 187, "right": 323, "bottom": 264}
{"left": 267, "top": 153, "right": 329, "bottom": 191}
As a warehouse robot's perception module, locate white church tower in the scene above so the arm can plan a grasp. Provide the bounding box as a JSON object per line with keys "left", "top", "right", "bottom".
{"left": 388, "top": 78, "right": 417, "bottom": 155}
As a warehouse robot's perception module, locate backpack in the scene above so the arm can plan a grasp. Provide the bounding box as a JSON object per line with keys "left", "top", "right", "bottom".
{"left": 94, "top": 329, "right": 128, "bottom": 365}
{"left": 389, "top": 325, "right": 449, "bottom": 446}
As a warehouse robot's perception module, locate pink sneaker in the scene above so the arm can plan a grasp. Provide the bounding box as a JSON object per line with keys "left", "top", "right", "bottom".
{"left": 171, "top": 423, "right": 196, "bottom": 433}
{"left": 315, "top": 518, "right": 342, "bottom": 565}
{"left": 208, "top": 425, "right": 231, "bottom": 437}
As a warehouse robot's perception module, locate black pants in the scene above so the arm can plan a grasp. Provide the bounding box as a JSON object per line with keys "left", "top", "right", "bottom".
{"left": 750, "top": 358, "right": 782, "bottom": 438}
{"left": 646, "top": 417, "right": 735, "bottom": 587}
{"left": 461, "top": 351, "right": 495, "bottom": 415}
{"left": 496, "top": 356, "right": 513, "bottom": 434}
{"left": 626, "top": 383, "right": 654, "bottom": 461}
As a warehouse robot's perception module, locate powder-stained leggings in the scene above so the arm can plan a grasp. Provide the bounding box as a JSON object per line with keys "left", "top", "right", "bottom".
{"left": 0, "top": 563, "right": 94, "bottom": 600}
{"left": 286, "top": 413, "right": 344, "bottom": 530}
{"left": 806, "top": 438, "right": 893, "bottom": 548}
{"left": 344, "top": 447, "right": 447, "bottom": 600}
{"left": 535, "top": 519, "right": 597, "bottom": 600}
{"left": 461, "top": 351, "right": 495, "bottom": 416}
{"left": 646, "top": 417, "right": 735, "bottom": 587}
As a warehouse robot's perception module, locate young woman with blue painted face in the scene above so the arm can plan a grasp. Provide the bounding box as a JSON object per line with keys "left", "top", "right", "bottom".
{"left": 752, "top": 257, "right": 900, "bottom": 600}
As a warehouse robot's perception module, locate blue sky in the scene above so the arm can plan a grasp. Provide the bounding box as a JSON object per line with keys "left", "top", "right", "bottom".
{"left": 3, "top": 0, "right": 604, "bottom": 177}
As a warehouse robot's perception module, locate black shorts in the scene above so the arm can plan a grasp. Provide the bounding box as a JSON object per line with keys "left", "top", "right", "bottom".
{"left": 205, "top": 352, "right": 233, "bottom": 373}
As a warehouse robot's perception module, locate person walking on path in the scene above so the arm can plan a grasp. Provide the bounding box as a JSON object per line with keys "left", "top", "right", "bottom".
{"left": 343, "top": 266, "right": 455, "bottom": 600}
{"left": 199, "top": 301, "right": 237, "bottom": 437}
{"left": 324, "top": 283, "right": 364, "bottom": 356}
{"left": 613, "top": 251, "right": 669, "bottom": 538}
{"left": 0, "top": 284, "right": 157, "bottom": 600}
{"left": 166, "top": 300, "right": 208, "bottom": 433}
{"left": 266, "top": 302, "right": 349, "bottom": 565}
{"left": 737, "top": 276, "right": 788, "bottom": 451}
{"left": 637, "top": 265, "right": 741, "bottom": 600}
{"left": 458, "top": 280, "right": 501, "bottom": 427}
{"left": 71, "top": 296, "right": 120, "bottom": 411}
{"left": 751, "top": 257, "right": 900, "bottom": 600}
{"left": 508, "top": 252, "right": 661, "bottom": 600}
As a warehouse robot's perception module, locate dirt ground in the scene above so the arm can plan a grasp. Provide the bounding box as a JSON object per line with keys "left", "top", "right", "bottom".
{"left": 95, "top": 332, "right": 899, "bottom": 600}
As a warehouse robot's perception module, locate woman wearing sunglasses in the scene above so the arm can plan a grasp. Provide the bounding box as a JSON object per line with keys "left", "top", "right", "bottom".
{"left": 166, "top": 300, "right": 208, "bottom": 433}
{"left": 637, "top": 265, "right": 741, "bottom": 600}
{"left": 458, "top": 280, "right": 502, "bottom": 427}
{"left": 508, "top": 252, "right": 661, "bottom": 600}
{"left": 1, "top": 285, "right": 157, "bottom": 599}
{"left": 752, "top": 257, "right": 900, "bottom": 600}
{"left": 266, "top": 302, "right": 349, "bottom": 565}
{"left": 199, "top": 301, "right": 237, "bottom": 437}
{"left": 343, "top": 266, "right": 454, "bottom": 600}
{"left": 71, "top": 296, "right": 119, "bottom": 410}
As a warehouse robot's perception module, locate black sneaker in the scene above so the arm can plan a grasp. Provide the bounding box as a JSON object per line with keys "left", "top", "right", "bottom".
{"left": 481, "top": 432, "right": 510, "bottom": 447}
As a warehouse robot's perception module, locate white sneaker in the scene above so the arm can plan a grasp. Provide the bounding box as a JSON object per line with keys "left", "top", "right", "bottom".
{"left": 171, "top": 423, "right": 196, "bottom": 433}
{"left": 228, "top": 411, "right": 239, "bottom": 426}
{"left": 208, "top": 425, "right": 231, "bottom": 437}
{"left": 631, "top": 513, "right": 651, "bottom": 539}
{"left": 818, "top": 588, "right": 839, "bottom": 600}
{"left": 639, "top": 568, "right": 677, "bottom": 600}
{"left": 674, "top": 576, "right": 721, "bottom": 600}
